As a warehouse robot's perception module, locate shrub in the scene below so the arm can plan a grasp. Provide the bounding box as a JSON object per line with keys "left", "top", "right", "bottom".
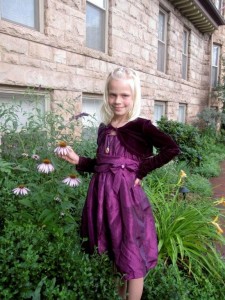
{"left": 143, "top": 262, "right": 225, "bottom": 299}
{"left": 0, "top": 221, "right": 120, "bottom": 299}
{"left": 157, "top": 117, "right": 202, "bottom": 165}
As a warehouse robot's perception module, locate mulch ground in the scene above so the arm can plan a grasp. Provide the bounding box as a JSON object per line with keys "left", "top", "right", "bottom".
{"left": 209, "top": 161, "right": 225, "bottom": 257}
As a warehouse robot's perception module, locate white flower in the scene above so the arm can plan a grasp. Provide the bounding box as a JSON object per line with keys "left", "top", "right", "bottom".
{"left": 54, "top": 141, "right": 71, "bottom": 156}
{"left": 62, "top": 174, "right": 81, "bottom": 187}
{"left": 22, "top": 153, "right": 29, "bottom": 158}
{"left": 54, "top": 196, "right": 62, "bottom": 203}
{"left": 37, "top": 159, "right": 54, "bottom": 174}
{"left": 31, "top": 154, "right": 40, "bottom": 160}
{"left": 12, "top": 185, "right": 30, "bottom": 196}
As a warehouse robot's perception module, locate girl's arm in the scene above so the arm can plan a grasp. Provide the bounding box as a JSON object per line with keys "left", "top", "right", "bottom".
{"left": 76, "top": 156, "right": 97, "bottom": 173}
{"left": 136, "top": 120, "right": 180, "bottom": 179}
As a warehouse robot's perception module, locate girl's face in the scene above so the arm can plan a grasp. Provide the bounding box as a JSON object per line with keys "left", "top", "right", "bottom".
{"left": 108, "top": 79, "right": 134, "bottom": 119}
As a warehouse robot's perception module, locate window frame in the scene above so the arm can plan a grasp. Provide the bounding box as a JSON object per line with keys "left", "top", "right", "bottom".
{"left": 157, "top": 8, "right": 168, "bottom": 73}
{"left": 0, "top": 0, "right": 44, "bottom": 32}
{"left": 211, "top": 43, "right": 221, "bottom": 88}
{"left": 182, "top": 28, "right": 189, "bottom": 80}
{"left": 86, "top": 0, "right": 108, "bottom": 53}
{"left": 154, "top": 101, "right": 166, "bottom": 125}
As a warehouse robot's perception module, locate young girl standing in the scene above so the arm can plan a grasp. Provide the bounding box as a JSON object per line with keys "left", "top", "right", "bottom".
{"left": 60, "top": 67, "right": 180, "bottom": 299}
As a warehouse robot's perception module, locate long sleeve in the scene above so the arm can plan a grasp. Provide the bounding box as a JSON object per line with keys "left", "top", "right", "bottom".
{"left": 76, "top": 156, "right": 97, "bottom": 173}
{"left": 136, "top": 120, "right": 180, "bottom": 179}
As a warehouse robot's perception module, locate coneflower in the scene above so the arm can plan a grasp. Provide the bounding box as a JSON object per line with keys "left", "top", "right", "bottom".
{"left": 37, "top": 159, "right": 54, "bottom": 174}
{"left": 62, "top": 174, "right": 81, "bottom": 187}
{"left": 12, "top": 185, "right": 30, "bottom": 196}
{"left": 54, "top": 141, "right": 71, "bottom": 156}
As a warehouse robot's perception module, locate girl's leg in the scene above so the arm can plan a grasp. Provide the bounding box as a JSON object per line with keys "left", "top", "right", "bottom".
{"left": 127, "top": 277, "right": 144, "bottom": 300}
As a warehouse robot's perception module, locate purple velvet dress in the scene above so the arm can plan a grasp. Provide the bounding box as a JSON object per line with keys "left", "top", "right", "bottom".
{"left": 81, "top": 129, "right": 158, "bottom": 280}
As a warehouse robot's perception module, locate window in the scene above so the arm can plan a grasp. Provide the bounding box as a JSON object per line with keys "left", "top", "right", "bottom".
{"left": 0, "top": 88, "right": 50, "bottom": 154}
{"left": 215, "top": 0, "right": 223, "bottom": 10}
{"left": 0, "top": 89, "right": 49, "bottom": 130}
{"left": 211, "top": 44, "right": 221, "bottom": 88}
{"left": 157, "top": 8, "right": 168, "bottom": 72}
{"left": 82, "top": 95, "right": 102, "bottom": 139}
{"left": 86, "top": 0, "right": 107, "bottom": 52}
{"left": 154, "top": 101, "right": 166, "bottom": 125}
{"left": 0, "top": 0, "right": 43, "bottom": 31}
{"left": 178, "top": 104, "right": 186, "bottom": 123}
{"left": 182, "top": 29, "right": 189, "bottom": 80}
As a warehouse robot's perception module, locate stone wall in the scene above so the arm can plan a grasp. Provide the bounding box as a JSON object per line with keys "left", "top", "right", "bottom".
{"left": 0, "top": 0, "right": 223, "bottom": 124}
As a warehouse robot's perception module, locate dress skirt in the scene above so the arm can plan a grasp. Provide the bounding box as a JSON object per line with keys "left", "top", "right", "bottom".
{"left": 81, "top": 133, "right": 158, "bottom": 280}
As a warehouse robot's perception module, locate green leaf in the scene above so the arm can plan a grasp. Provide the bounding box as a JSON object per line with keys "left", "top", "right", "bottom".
{"left": 18, "top": 198, "right": 33, "bottom": 208}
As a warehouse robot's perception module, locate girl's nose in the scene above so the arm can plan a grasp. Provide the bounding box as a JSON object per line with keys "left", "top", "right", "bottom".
{"left": 115, "top": 96, "right": 121, "bottom": 103}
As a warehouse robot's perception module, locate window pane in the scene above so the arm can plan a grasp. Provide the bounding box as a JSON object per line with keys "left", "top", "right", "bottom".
{"left": 2, "top": 0, "right": 36, "bottom": 28}
{"left": 215, "top": 0, "right": 222, "bottom": 9}
{"left": 183, "top": 30, "right": 188, "bottom": 54}
{"left": 212, "top": 45, "right": 219, "bottom": 66}
{"left": 178, "top": 105, "right": 186, "bottom": 123}
{"left": 211, "top": 44, "right": 220, "bottom": 87}
{"left": 82, "top": 98, "right": 102, "bottom": 127}
{"left": 157, "top": 41, "right": 165, "bottom": 72}
{"left": 182, "top": 54, "right": 187, "bottom": 80}
{"left": 158, "top": 11, "right": 165, "bottom": 41}
{"left": 154, "top": 103, "right": 165, "bottom": 124}
{"left": 82, "top": 97, "right": 102, "bottom": 139}
{"left": 0, "top": 92, "right": 46, "bottom": 130}
{"left": 211, "top": 66, "right": 218, "bottom": 87}
{"left": 86, "top": 2, "right": 105, "bottom": 52}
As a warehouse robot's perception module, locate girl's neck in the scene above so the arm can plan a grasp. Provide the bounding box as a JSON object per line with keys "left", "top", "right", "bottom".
{"left": 110, "top": 117, "right": 129, "bottom": 128}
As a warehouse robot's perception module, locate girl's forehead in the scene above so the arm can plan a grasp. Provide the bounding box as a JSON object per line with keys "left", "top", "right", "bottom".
{"left": 108, "top": 78, "right": 133, "bottom": 89}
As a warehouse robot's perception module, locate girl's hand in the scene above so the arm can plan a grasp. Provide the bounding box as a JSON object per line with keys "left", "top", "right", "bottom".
{"left": 134, "top": 178, "right": 142, "bottom": 187}
{"left": 59, "top": 147, "right": 79, "bottom": 165}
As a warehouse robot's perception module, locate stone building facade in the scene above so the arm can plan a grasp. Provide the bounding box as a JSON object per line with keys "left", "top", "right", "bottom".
{"left": 0, "top": 0, "right": 225, "bottom": 127}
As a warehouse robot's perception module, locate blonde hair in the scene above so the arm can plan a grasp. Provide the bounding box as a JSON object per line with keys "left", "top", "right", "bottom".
{"left": 100, "top": 67, "right": 142, "bottom": 124}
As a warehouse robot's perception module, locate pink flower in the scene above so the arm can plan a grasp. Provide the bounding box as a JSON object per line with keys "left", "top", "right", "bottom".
{"left": 37, "top": 159, "right": 54, "bottom": 174}
{"left": 12, "top": 185, "right": 30, "bottom": 196}
{"left": 62, "top": 174, "right": 81, "bottom": 187}
{"left": 54, "top": 141, "right": 71, "bottom": 156}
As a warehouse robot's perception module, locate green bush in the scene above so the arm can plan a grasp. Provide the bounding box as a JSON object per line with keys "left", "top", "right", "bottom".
{"left": 0, "top": 222, "right": 120, "bottom": 299}
{"left": 157, "top": 117, "right": 202, "bottom": 165}
{"left": 143, "top": 262, "right": 225, "bottom": 299}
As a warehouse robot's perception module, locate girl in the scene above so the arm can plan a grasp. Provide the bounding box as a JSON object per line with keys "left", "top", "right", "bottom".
{"left": 60, "top": 67, "right": 180, "bottom": 299}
